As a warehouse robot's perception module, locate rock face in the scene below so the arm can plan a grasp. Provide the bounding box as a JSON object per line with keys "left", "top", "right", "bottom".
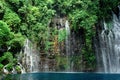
{"left": 39, "top": 16, "right": 85, "bottom": 72}
{"left": 19, "top": 16, "right": 86, "bottom": 72}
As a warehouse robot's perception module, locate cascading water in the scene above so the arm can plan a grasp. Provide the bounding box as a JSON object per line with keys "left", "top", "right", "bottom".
{"left": 65, "top": 20, "right": 71, "bottom": 56}
{"left": 65, "top": 20, "right": 71, "bottom": 71}
{"left": 95, "top": 7, "right": 120, "bottom": 73}
{"left": 21, "top": 39, "right": 40, "bottom": 72}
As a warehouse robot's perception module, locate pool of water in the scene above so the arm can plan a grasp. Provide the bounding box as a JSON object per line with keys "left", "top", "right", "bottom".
{"left": 3, "top": 72, "right": 120, "bottom": 80}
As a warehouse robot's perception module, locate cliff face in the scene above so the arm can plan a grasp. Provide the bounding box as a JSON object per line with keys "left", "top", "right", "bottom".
{"left": 39, "top": 16, "right": 85, "bottom": 72}
{"left": 18, "top": 16, "right": 87, "bottom": 72}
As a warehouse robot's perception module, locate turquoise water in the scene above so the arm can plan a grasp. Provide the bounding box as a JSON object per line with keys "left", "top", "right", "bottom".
{"left": 3, "top": 72, "right": 120, "bottom": 80}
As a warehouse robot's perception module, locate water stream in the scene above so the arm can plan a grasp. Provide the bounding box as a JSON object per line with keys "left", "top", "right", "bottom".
{"left": 21, "top": 39, "right": 40, "bottom": 72}
{"left": 65, "top": 20, "right": 71, "bottom": 71}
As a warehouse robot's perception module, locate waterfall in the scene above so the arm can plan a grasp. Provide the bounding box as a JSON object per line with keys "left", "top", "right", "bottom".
{"left": 21, "top": 39, "right": 40, "bottom": 72}
{"left": 65, "top": 20, "right": 71, "bottom": 56}
{"left": 95, "top": 7, "right": 120, "bottom": 73}
{"left": 65, "top": 20, "right": 71, "bottom": 71}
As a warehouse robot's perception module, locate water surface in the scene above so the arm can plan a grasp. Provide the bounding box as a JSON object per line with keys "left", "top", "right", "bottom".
{"left": 3, "top": 72, "right": 120, "bottom": 80}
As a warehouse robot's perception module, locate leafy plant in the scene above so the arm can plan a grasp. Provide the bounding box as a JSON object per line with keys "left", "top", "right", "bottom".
{"left": 58, "top": 29, "right": 66, "bottom": 42}
{"left": 3, "top": 8, "right": 21, "bottom": 32}
{"left": 0, "top": 20, "right": 11, "bottom": 46}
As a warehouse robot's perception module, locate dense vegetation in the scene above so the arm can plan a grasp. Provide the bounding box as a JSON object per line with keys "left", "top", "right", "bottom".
{"left": 0, "top": 0, "right": 120, "bottom": 73}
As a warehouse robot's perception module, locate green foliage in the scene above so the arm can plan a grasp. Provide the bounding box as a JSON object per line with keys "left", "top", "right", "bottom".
{"left": 0, "top": 1, "right": 25, "bottom": 72}
{"left": 0, "top": 52, "right": 13, "bottom": 63}
{"left": 71, "top": 55, "right": 82, "bottom": 70}
{"left": 99, "top": 0, "right": 120, "bottom": 20}
{"left": 82, "top": 48, "right": 96, "bottom": 69}
{"left": 18, "top": 6, "right": 28, "bottom": 15}
{"left": 56, "top": 56, "right": 69, "bottom": 71}
{"left": 6, "top": 33, "right": 25, "bottom": 48}
{"left": 58, "top": 29, "right": 66, "bottom": 42}
{"left": 0, "top": 20, "right": 25, "bottom": 53}
{"left": 0, "top": 52, "right": 14, "bottom": 70}
{"left": 15, "top": 65, "right": 21, "bottom": 73}
{"left": 20, "top": 23, "right": 27, "bottom": 31}
{"left": 7, "top": 0, "right": 19, "bottom": 4}
{"left": 66, "top": 0, "right": 99, "bottom": 37}
{"left": 0, "top": 1, "right": 5, "bottom": 13}
{"left": 0, "top": 64, "right": 4, "bottom": 70}
{"left": 6, "top": 63, "right": 13, "bottom": 71}
{"left": 0, "top": 21, "right": 11, "bottom": 46}
{"left": 3, "top": 9, "right": 21, "bottom": 32}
